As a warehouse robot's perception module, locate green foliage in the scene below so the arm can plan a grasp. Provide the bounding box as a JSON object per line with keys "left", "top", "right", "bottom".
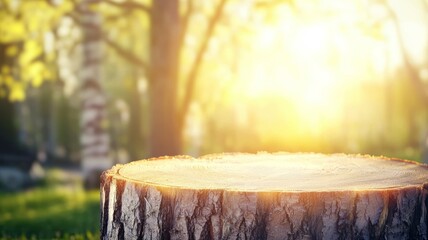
{"left": 0, "top": 183, "right": 100, "bottom": 239}
{"left": 0, "top": 0, "right": 72, "bottom": 101}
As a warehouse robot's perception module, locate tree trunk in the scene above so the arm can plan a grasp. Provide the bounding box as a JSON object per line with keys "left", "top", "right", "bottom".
{"left": 148, "top": 0, "right": 182, "bottom": 157}
{"left": 80, "top": 0, "right": 112, "bottom": 187}
{"left": 128, "top": 73, "right": 144, "bottom": 161}
{"left": 100, "top": 153, "right": 428, "bottom": 240}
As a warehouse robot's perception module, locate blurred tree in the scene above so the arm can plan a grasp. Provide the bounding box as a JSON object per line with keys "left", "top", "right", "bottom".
{"left": 148, "top": 0, "right": 181, "bottom": 156}
{"left": 94, "top": 0, "right": 228, "bottom": 156}
{"left": 2, "top": 0, "right": 427, "bottom": 164}
{"left": 0, "top": 0, "right": 72, "bottom": 157}
{"left": 77, "top": 0, "right": 112, "bottom": 186}
{"left": 148, "top": 0, "right": 227, "bottom": 156}
{"left": 0, "top": 42, "right": 20, "bottom": 151}
{"left": 382, "top": 0, "right": 428, "bottom": 104}
{"left": 382, "top": 0, "right": 428, "bottom": 161}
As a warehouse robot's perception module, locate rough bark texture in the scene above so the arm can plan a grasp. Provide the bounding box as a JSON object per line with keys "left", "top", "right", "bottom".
{"left": 101, "top": 153, "right": 428, "bottom": 240}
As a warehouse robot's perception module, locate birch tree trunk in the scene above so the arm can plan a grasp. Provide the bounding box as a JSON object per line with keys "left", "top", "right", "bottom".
{"left": 80, "top": 0, "right": 112, "bottom": 187}
{"left": 101, "top": 153, "right": 428, "bottom": 240}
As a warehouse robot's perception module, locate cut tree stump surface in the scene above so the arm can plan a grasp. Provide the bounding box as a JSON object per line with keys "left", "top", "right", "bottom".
{"left": 101, "top": 153, "right": 428, "bottom": 240}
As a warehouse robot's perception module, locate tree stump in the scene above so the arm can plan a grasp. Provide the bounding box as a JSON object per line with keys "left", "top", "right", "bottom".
{"left": 100, "top": 153, "right": 428, "bottom": 240}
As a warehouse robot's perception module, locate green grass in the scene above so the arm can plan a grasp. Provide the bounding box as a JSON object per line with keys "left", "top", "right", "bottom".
{"left": 0, "top": 178, "right": 100, "bottom": 239}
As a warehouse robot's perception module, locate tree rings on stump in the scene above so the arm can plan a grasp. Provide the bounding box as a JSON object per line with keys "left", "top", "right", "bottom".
{"left": 101, "top": 153, "right": 428, "bottom": 240}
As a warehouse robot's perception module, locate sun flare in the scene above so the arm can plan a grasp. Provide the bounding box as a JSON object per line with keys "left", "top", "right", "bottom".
{"left": 228, "top": 2, "right": 396, "bottom": 125}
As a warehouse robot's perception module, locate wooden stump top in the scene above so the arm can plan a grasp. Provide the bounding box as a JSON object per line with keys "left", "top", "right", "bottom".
{"left": 114, "top": 153, "right": 428, "bottom": 192}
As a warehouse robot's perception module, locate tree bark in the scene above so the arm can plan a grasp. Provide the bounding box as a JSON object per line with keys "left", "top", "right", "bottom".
{"left": 100, "top": 153, "right": 428, "bottom": 240}
{"left": 148, "top": 0, "right": 182, "bottom": 157}
{"left": 79, "top": 0, "right": 112, "bottom": 186}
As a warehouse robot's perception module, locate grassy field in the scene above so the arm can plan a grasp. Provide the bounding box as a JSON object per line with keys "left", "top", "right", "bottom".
{"left": 0, "top": 170, "right": 100, "bottom": 240}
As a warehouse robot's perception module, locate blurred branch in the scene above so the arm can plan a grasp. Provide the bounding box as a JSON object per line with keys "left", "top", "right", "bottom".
{"left": 45, "top": 0, "right": 62, "bottom": 7}
{"left": 104, "top": 37, "right": 149, "bottom": 73}
{"left": 179, "top": 0, "right": 193, "bottom": 51}
{"left": 104, "top": 13, "right": 129, "bottom": 22}
{"left": 96, "top": 0, "right": 151, "bottom": 14}
{"left": 30, "top": 53, "right": 44, "bottom": 64}
{"left": 384, "top": 2, "right": 428, "bottom": 104}
{"left": 66, "top": 12, "right": 101, "bottom": 30}
{"left": 254, "top": 0, "right": 294, "bottom": 8}
{"left": 181, "top": 0, "right": 228, "bottom": 121}
{"left": 69, "top": 0, "right": 150, "bottom": 15}
{"left": 65, "top": 12, "right": 148, "bottom": 72}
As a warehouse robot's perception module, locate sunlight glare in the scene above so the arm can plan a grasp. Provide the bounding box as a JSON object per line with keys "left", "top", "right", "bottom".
{"left": 201, "top": 0, "right": 428, "bottom": 151}
{"left": 226, "top": 0, "right": 399, "bottom": 142}
{"left": 292, "top": 23, "right": 328, "bottom": 59}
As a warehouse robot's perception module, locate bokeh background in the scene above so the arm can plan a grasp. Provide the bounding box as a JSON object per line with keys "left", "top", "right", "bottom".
{"left": 1, "top": 0, "right": 428, "bottom": 238}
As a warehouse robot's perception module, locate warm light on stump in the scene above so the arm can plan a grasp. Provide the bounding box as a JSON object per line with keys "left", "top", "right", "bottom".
{"left": 100, "top": 153, "right": 428, "bottom": 240}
